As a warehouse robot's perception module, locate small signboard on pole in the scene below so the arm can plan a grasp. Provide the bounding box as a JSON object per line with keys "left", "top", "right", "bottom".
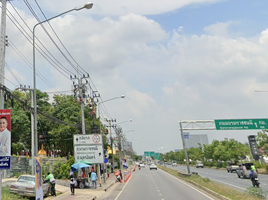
{"left": 35, "top": 157, "right": 43, "bottom": 200}
{"left": 74, "top": 134, "right": 104, "bottom": 164}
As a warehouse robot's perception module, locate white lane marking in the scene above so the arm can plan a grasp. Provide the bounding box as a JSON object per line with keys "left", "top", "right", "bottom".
{"left": 160, "top": 169, "right": 215, "bottom": 200}
{"left": 209, "top": 178, "right": 246, "bottom": 191}
{"left": 114, "top": 174, "right": 132, "bottom": 200}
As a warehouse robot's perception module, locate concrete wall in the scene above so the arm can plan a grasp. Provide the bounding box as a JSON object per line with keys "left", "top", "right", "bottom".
{"left": 3, "top": 156, "right": 67, "bottom": 178}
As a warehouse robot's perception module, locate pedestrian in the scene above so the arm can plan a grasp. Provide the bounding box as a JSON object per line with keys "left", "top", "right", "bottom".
{"left": 45, "top": 172, "right": 56, "bottom": 196}
{"left": 69, "top": 174, "right": 75, "bottom": 195}
{"left": 90, "top": 170, "right": 97, "bottom": 189}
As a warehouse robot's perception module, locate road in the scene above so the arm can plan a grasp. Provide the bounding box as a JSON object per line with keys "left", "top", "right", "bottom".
{"left": 167, "top": 164, "right": 268, "bottom": 192}
{"left": 100, "top": 166, "right": 220, "bottom": 200}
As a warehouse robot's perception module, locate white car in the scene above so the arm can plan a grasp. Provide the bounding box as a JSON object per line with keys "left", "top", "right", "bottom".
{"left": 149, "top": 164, "right": 157, "bottom": 170}
{"left": 139, "top": 163, "right": 145, "bottom": 168}
{"left": 10, "top": 175, "right": 49, "bottom": 197}
{"left": 172, "top": 162, "right": 177, "bottom": 166}
{"left": 196, "top": 161, "right": 204, "bottom": 168}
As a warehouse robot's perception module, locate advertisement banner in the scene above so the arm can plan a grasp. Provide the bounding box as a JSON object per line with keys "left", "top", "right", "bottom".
{"left": 35, "top": 157, "right": 43, "bottom": 200}
{"left": 0, "top": 109, "right": 11, "bottom": 169}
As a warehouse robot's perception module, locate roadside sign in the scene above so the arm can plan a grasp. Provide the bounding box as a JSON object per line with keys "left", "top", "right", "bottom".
{"left": 144, "top": 151, "right": 149, "bottom": 156}
{"left": 214, "top": 119, "right": 268, "bottom": 130}
{"left": 74, "top": 134, "right": 102, "bottom": 145}
{"left": 74, "top": 145, "right": 104, "bottom": 164}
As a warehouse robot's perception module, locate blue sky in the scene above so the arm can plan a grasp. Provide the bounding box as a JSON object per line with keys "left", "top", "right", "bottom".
{"left": 149, "top": 0, "right": 268, "bottom": 37}
{"left": 4, "top": 0, "right": 268, "bottom": 155}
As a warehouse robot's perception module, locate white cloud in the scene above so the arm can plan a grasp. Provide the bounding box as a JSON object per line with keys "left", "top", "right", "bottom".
{"left": 5, "top": 1, "right": 268, "bottom": 154}
{"left": 32, "top": 0, "right": 223, "bottom": 16}
{"left": 204, "top": 21, "right": 233, "bottom": 37}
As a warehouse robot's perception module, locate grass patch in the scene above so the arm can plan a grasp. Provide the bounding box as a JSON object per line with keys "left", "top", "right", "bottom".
{"left": 2, "top": 187, "right": 29, "bottom": 200}
{"left": 158, "top": 165, "right": 266, "bottom": 200}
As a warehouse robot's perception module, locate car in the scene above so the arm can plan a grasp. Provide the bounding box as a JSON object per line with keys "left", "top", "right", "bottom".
{"left": 236, "top": 162, "right": 254, "bottom": 179}
{"left": 10, "top": 175, "right": 49, "bottom": 198}
{"left": 172, "top": 162, "right": 177, "bottom": 166}
{"left": 139, "top": 163, "right": 145, "bottom": 168}
{"left": 226, "top": 163, "right": 239, "bottom": 173}
{"left": 150, "top": 164, "right": 157, "bottom": 170}
{"left": 196, "top": 161, "right": 204, "bottom": 168}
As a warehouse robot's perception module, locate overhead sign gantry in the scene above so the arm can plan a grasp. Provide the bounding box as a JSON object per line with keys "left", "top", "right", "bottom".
{"left": 179, "top": 118, "right": 267, "bottom": 174}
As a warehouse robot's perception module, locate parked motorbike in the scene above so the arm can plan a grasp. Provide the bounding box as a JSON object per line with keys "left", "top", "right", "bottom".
{"left": 251, "top": 177, "right": 260, "bottom": 188}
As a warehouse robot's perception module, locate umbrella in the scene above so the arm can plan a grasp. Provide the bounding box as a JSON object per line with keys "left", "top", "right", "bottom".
{"left": 77, "top": 160, "right": 92, "bottom": 165}
{"left": 71, "top": 162, "right": 91, "bottom": 172}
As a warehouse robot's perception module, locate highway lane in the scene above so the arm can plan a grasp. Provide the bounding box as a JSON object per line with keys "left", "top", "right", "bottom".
{"left": 167, "top": 164, "right": 268, "bottom": 192}
{"left": 107, "top": 166, "right": 220, "bottom": 200}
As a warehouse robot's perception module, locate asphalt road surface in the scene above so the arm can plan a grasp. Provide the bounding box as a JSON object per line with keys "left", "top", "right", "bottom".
{"left": 100, "top": 166, "right": 220, "bottom": 200}
{"left": 167, "top": 164, "right": 268, "bottom": 192}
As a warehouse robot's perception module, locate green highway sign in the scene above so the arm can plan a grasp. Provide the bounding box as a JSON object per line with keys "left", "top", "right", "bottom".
{"left": 144, "top": 151, "right": 149, "bottom": 156}
{"left": 214, "top": 119, "right": 268, "bottom": 130}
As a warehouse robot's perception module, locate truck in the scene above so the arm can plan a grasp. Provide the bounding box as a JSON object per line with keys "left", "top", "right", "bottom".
{"left": 226, "top": 163, "right": 239, "bottom": 173}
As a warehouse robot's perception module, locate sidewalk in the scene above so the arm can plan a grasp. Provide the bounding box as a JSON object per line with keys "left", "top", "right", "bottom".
{"left": 51, "top": 173, "right": 117, "bottom": 200}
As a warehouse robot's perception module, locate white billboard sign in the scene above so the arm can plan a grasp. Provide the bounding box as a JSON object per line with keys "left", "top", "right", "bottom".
{"left": 73, "top": 134, "right": 102, "bottom": 145}
{"left": 74, "top": 145, "right": 104, "bottom": 164}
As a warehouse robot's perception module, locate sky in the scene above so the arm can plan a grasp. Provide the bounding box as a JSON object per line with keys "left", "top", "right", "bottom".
{"left": 3, "top": 0, "right": 268, "bottom": 155}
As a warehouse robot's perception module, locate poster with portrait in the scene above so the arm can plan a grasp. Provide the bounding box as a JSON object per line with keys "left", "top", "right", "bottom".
{"left": 0, "top": 109, "right": 11, "bottom": 169}
{"left": 35, "top": 157, "right": 43, "bottom": 200}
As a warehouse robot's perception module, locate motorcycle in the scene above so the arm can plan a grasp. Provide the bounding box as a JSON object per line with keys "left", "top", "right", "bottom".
{"left": 251, "top": 177, "right": 260, "bottom": 188}
{"left": 114, "top": 171, "right": 122, "bottom": 183}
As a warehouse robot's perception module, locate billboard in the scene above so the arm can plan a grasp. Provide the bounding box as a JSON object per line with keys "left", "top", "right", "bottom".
{"left": 0, "top": 109, "right": 11, "bottom": 169}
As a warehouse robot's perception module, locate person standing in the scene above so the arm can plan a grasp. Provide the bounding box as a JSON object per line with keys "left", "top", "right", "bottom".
{"left": 69, "top": 174, "right": 75, "bottom": 195}
{"left": 90, "top": 170, "right": 97, "bottom": 189}
{"left": 46, "top": 172, "right": 56, "bottom": 196}
{"left": 0, "top": 116, "right": 11, "bottom": 156}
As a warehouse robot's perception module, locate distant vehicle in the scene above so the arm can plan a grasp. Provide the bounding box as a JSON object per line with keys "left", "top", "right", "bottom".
{"left": 226, "top": 163, "right": 239, "bottom": 173}
{"left": 172, "top": 161, "right": 177, "bottom": 166}
{"left": 196, "top": 161, "right": 204, "bottom": 168}
{"left": 10, "top": 175, "right": 49, "bottom": 198}
{"left": 149, "top": 164, "right": 157, "bottom": 170}
{"left": 236, "top": 163, "right": 254, "bottom": 179}
{"left": 140, "top": 163, "right": 145, "bottom": 168}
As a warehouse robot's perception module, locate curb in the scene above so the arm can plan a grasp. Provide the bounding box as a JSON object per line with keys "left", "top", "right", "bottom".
{"left": 104, "top": 180, "right": 117, "bottom": 191}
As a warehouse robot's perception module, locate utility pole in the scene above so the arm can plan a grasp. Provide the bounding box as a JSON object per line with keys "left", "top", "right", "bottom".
{"left": 16, "top": 85, "right": 35, "bottom": 175}
{"left": 116, "top": 126, "right": 123, "bottom": 174}
{"left": 0, "top": 0, "right": 8, "bottom": 198}
{"left": 70, "top": 74, "right": 89, "bottom": 134}
{"left": 0, "top": 0, "right": 7, "bottom": 109}
{"left": 105, "top": 119, "right": 116, "bottom": 169}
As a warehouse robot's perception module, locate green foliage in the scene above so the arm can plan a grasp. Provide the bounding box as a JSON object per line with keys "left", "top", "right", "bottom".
{"left": 265, "top": 164, "right": 268, "bottom": 173}
{"left": 162, "top": 138, "right": 250, "bottom": 166}
{"left": 246, "top": 187, "right": 267, "bottom": 199}
{"left": 49, "top": 156, "right": 75, "bottom": 179}
{"left": 12, "top": 142, "right": 25, "bottom": 155}
{"left": 52, "top": 161, "right": 62, "bottom": 179}
{"left": 3, "top": 187, "right": 28, "bottom": 200}
{"left": 13, "top": 170, "right": 21, "bottom": 178}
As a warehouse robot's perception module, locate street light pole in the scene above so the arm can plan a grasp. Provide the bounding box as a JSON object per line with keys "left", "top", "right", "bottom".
{"left": 32, "top": 2, "right": 93, "bottom": 155}
{"left": 97, "top": 95, "right": 124, "bottom": 181}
